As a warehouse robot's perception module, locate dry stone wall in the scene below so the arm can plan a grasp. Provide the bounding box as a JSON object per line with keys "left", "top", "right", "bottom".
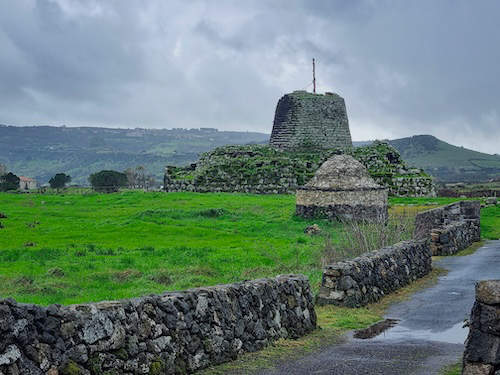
{"left": 318, "top": 200, "right": 482, "bottom": 308}
{"left": 0, "top": 275, "right": 316, "bottom": 375}
{"left": 429, "top": 220, "right": 481, "bottom": 256}
{"left": 463, "top": 280, "right": 500, "bottom": 374}
{"left": 414, "top": 200, "right": 480, "bottom": 255}
{"left": 317, "top": 240, "right": 432, "bottom": 307}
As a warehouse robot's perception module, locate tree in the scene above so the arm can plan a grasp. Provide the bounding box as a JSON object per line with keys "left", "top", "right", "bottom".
{"left": 49, "top": 173, "right": 71, "bottom": 190}
{"left": 0, "top": 164, "right": 6, "bottom": 176}
{"left": 125, "top": 166, "right": 156, "bottom": 190}
{"left": 0, "top": 172, "right": 20, "bottom": 192}
{"left": 89, "top": 170, "right": 127, "bottom": 193}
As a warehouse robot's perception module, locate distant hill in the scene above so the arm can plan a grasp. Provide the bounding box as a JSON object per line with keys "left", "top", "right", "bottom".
{"left": 0, "top": 125, "right": 269, "bottom": 185}
{"left": 388, "top": 135, "right": 500, "bottom": 182}
{"left": 2, "top": 125, "right": 497, "bottom": 185}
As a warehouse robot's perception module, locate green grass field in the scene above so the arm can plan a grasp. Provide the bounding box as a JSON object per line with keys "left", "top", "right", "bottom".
{"left": 0, "top": 191, "right": 497, "bottom": 305}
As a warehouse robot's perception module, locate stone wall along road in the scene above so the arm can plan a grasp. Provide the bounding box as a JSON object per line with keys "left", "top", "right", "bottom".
{"left": 317, "top": 240, "right": 432, "bottom": 307}
{"left": 463, "top": 280, "right": 500, "bottom": 375}
{"left": 0, "top": 275, "right": 316, "bottom": 375}
{"left": 414, "top": 200, "right": 480, "bottom": 256}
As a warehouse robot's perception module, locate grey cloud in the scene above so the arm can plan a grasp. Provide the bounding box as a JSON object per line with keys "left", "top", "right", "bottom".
{"left": 0, "top": 0, "right": 498, "bottom": 153}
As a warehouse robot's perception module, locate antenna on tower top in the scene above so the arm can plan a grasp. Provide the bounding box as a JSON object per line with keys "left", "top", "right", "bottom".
{"left": 312, "top": 58, "right": 316, "bottom": 94}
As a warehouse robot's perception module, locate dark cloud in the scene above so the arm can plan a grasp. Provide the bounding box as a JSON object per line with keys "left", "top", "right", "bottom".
{"left": 0, "top": 0, "right": 498, "bottom": 153}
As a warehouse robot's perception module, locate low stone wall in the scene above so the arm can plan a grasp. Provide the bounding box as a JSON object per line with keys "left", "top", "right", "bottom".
{"left": 430, "top": 220, "right": 481, "bottom": 256}
{"left": 0, "top": 275, "right": 316, "bottom": 375}
{"left": 317, "top": 240, "right": 432, "bottom": 307}
{"left": 414, "top": 200, "right": 480, "bottom": 241}
{"left": 414, "top": 200, "right": 480, "bottom": 256}
{"left": 463, "top": 280, "right": 500, "bottom": 374}
{"left": 317, "top": 200, "right": 482, "bottom": 307}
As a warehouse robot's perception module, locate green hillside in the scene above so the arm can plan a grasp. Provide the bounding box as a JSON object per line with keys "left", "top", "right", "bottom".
{"left": 0, "top": 125, "right": 269, "bottom": 185}
{"left": 389, "top": 135, "right": 500, "bottom": 182}
{"left": 2, "top": 125, "right": 498, "bottom": 185}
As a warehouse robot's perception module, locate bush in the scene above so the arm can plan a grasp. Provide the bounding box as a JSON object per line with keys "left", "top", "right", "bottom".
{"left": 322, "top": 212, "right": 415, "bottom": 265}
{"left": 88, "top": 170, "right": 127, "bottom": 193}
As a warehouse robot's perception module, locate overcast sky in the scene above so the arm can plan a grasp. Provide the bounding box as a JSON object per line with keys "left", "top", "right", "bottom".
{"left": 1, "top": 0, "right": 499, "bottom": 153}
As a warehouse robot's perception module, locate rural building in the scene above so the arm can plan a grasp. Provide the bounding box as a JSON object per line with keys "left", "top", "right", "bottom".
{"left": 296, "top": 154, "right": 388, "bottom": 222}
{"left": 269, "top": 90, "right": 352, "bottom": 151}
{"left": 19, "top": 176, "right": 37, "bottom": 191}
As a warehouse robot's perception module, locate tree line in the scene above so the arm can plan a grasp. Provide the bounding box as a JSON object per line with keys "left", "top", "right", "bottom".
{"left": 0, "top": 163, "right": 157, "bottom": 193}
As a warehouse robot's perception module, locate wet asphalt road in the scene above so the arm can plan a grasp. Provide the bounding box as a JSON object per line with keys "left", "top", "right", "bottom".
{"left": 259, "top": 240, "right": 500, "bottom": 375}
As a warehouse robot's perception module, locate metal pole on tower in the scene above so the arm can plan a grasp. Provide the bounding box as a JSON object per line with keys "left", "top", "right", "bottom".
{"left": 312, "top": 58, "right": 316, "bottom": 94}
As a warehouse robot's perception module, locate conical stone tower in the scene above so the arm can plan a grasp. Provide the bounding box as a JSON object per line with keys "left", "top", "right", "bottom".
{"left": 296, "top": 154, "right": 388, "bottom": 222}
{"left": 269, "top": 91, "right": 352, "bottom": 151}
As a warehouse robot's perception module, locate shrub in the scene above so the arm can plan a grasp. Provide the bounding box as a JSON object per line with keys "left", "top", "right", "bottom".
{"left": 322, "top": 212, "right": 415, "bottom": 265}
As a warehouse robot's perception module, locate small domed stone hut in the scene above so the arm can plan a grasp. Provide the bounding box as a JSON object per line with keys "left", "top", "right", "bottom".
{"left": 296, "top": 155, "right": 388, "bottom": 222}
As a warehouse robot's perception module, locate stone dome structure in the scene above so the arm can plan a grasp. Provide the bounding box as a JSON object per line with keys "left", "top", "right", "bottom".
{"left": 296, "top": 154, "right": 388, "bottom": 222}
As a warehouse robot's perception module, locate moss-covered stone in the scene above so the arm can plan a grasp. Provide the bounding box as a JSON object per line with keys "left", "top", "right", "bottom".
{"left": 88, "top": 355, "right": 103, "bottom": 375}
{"left": 149, "top": 359, "right": 166, "bottom": 375}
{"left": 164, "top": 141, "right": 435, "bottom": 197}
{"left": 113, "top": 348, "right": 128, "bottom": 361}
{"left": 61, "top": 361, "right": 84, "bottom": 375}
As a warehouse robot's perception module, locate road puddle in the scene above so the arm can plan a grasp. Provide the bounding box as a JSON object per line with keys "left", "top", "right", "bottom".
{"left": 374, "top": 321, "right": 468, "bottom": 344}
{"left": 353, "top": 318, "right": 400, "bottom": 339}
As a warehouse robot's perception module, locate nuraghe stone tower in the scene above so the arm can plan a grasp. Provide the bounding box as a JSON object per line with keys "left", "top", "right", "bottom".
{"left": 269, "top": 90, "right": 352, "bottom": 151}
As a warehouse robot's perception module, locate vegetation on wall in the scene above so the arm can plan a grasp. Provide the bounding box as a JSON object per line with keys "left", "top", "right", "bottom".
{"left": 166, "top": 141, "right": 434, "bottom": 196}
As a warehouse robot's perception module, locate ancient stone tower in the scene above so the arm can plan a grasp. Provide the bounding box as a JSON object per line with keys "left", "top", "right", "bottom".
{"left": 269, "top": 90, "right": 352, "bottom": 151}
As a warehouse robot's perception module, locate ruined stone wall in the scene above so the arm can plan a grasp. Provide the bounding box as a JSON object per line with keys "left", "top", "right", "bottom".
{"left": 414, "top": 200, "right": 480, "bottom": 242}
{"left": 380, "top": 176, "right": 435, "bottom": 197}
{"left": 164, "top": 145, "right": 334, "bottom": 194}
{"left": 269, "top": 91, "right": 352, "bottom": 151}
{"left": 0, "top": 275, "right": 316, "bottom": 375}
{"left": 463, "top": 280, "right": 500, "bottom": 374}
{"left": 317, "top": 240, "right": 432, "bottom": 307}
{"left": 164, "top": 143, "right": 436, "bottom": 197}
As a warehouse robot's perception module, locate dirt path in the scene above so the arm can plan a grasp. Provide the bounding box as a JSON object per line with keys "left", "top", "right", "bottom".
{"left": 257, "top": 240, "right": 500, "bottom": 375}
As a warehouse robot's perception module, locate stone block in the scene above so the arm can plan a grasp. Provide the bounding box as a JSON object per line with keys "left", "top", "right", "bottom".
{"left": 477, "top": 281, "right": 500, "bottom": 305}
{"left": 463, "top": 363, "right": 495, "bottom": 375}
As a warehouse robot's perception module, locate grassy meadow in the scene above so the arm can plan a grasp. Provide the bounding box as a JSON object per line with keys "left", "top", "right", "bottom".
{"left": 0, "top": 191, "right": 497, "bottom": 305}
